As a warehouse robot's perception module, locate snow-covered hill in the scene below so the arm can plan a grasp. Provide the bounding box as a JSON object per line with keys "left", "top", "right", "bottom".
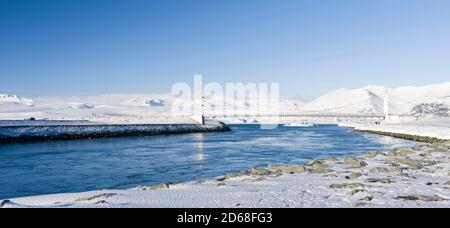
{"left": 299, "top": 86, "right": 386, "bottom": 115}
{"left": 301, "top": 83, "right": 450, "bottom": 116}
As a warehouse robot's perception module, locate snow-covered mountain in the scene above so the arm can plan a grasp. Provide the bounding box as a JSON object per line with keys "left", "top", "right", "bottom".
{"left": 300, "top": 86, "right": 387, "bottom": 115}
{"left": 0, "top": 82, "right": 449, "bottom": 123}
{"left": 411, "top": 103, "right": 449, "bottom": 117}
{"left": 0, "top": 94, "right": 33, "bottom": 106}
{"left": 301, "top": 83, "right": 450, "bottom": 116}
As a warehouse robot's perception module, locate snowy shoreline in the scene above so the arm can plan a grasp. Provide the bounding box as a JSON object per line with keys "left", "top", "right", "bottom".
{"left": 340, "top": 120, "right": 450, "bottom": 143}
{"left": 2, "top": 139, "right": 449, "bottom": 208}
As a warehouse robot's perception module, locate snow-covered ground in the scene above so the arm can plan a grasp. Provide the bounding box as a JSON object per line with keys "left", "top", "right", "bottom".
{"left": 3, "top": 143, "right": 449, "bottom": 208}
{"left": 341, "top": 118, "right": 450, "bottom": 141}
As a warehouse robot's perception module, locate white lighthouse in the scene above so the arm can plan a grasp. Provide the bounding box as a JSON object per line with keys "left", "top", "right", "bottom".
{"left": 192, "top": 96, "right": 205, "bottom": 125}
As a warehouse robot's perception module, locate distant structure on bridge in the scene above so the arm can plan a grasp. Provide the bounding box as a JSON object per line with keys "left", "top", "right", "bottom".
{"left": 384, "top": 91, "right": 391, "bottom": 124}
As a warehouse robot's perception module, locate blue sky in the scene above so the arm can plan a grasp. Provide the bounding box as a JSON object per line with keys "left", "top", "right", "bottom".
{"left": 1, "top": 0, "right": 450, "bottom": 97}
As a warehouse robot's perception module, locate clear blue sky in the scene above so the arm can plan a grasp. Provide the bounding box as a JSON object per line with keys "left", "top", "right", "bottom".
{"left": 1, "top": 0, "right": 450, "bottom": 97}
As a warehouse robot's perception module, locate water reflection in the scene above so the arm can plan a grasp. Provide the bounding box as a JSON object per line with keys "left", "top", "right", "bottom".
{"left": 194, "top": 133, "right": 206, "bottom": 161}
{"left": 192, "top": 133, "right": 206, "bottom": 180}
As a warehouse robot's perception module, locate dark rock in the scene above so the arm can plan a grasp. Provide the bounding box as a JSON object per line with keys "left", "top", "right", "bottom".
{"left": 348, "top": 189, "right": 367, "bottom": 196}
{"left": 419, "top": 152, "right": 432, "bottom": 157}
{"left": 242, "top": 177, "right": 265, "bottom": 183}
{"left": 216, "top": 176, "right": 227, "bottom": 182}
{"left": 367, "top": 178, "right": 394, "bottom": 184}
{"left": 388, "top": 157, "right": 437, "bottom": 169}
{"left": 364, "top": 151, "right": 384, "bottom": 159}
{"left": 195, "top": 179, "right": 206, "bottom": 185}
{"left": 369, "top": 167, "right": 390, "bottom": 173}
{"left": 307, "top": 160, "right": 323, "bottom": 166}
{"left": 345, "top": 172, "right": 362, "bottom": 180}
{"left": 395, "top": 195, "right": 446, "bottom": 202}
{"left": 393, "top": 148, "right": 415, "bottom": 156}
{"left": 75, "top": 193, "right": 118, "bottom": 202}
{"left": 311, "top": 164, "right": 333, "bottom": 174}
{"left": 329, "top": 183, "right": 365, "bottom": 189}
{"left": 0, "top": 200, "right": 12, "bottom": 208}
{"left": 360, "top": 196, "right": 373, "bottom": 202}
{"left": 141, "top": 183, "right": 171, "bottom": 190}
{"left": 342, "top": 157, "right": 367, "bottom": 168}
{"left": 268, "top": 165, "right": 307, "bottom": 174}
{"left": 95, "top": 200, "right": 108, "bottom": 205}
{"left": 250, "top": 167, "right": 271, "bottom": 176}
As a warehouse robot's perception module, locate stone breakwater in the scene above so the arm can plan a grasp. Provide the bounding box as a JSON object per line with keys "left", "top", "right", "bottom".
{"left": 354, "top": 129, "right": 447, "bottom": 144}
{"left": 339, "top": 122, "right": 450, "bottom": 142}
{"left": 0, "top": 122, "right": 231, "bottom": 144}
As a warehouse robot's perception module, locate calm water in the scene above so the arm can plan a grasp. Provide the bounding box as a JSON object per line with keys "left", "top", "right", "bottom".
{"left": 0, "top": 125, "right": 417, "bottom": 199}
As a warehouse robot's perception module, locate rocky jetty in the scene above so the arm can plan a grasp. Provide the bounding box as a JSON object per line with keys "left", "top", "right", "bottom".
{"left": 0, "top": 122, "right": 231, "bottom": 144}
